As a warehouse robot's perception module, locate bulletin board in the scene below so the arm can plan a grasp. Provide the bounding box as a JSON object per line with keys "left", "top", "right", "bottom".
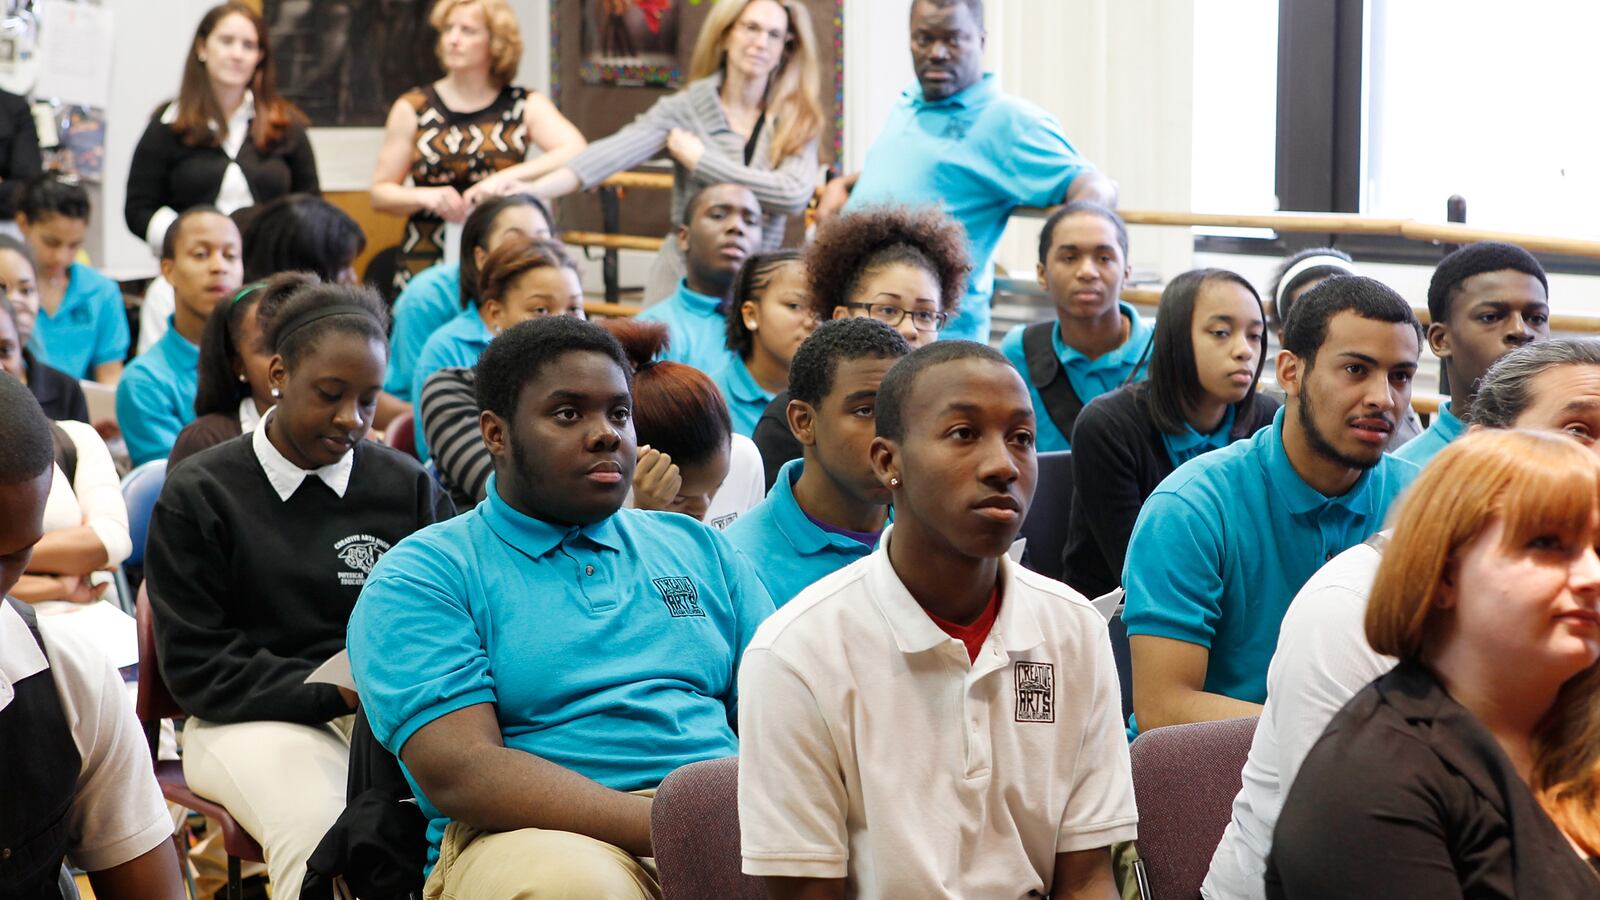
{"left": 550, "top": 0, "right": 843, "bottom": 241}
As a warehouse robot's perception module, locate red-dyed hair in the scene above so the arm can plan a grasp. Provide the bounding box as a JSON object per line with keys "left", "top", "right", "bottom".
{"left": 602, "top": 319, "right": 731, "bottom": 467}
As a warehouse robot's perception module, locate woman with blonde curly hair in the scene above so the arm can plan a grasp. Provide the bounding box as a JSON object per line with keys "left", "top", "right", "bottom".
{"left": 1269, "top": 428, "right": 1600, "bottom": 897}
{"left": 525, "top": 0, "right": 824, "bottom": 302}
{"left": 370, "top": 0, "right": 586, "bottom": 288}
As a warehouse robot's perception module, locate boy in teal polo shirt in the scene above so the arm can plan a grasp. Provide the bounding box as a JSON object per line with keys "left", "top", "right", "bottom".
{"left": 727, "top": 318, "right": 910, "bottom": 606}
{"left": 819, "top": 0, "right": 1117, "bottom": 343}
{"left": 1000, "top": 203, "right": 1152, "bottom": 451}
{"left": 116, "top": 209, "right": 242, "bottom": 466}
{"left": 19, "top": 175, "right": 128, "bottom": 383}
{"left": 1396, "top": 241, "right": 1549, "bottom": 467}
{"left": 349, "top": 316, "right": 772, "bottom": 898}
{"left": 638, "top": 183, "right": 762, "bottom": 373}
{"left": 1123, "top": 276, "right": 1422, "bottom": 735}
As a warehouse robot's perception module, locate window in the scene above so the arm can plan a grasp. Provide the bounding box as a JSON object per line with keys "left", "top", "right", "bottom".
{"left": 1190, "top": 0, "right": 1279, "bottom": 229}
{"left": 1364, "top": 0, "right": 1600, "bottom": 235}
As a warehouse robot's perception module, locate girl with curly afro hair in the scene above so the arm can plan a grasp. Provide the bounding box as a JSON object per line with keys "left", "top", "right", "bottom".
{"left": 804, "top": 205, "right": 971, "bottom": 349}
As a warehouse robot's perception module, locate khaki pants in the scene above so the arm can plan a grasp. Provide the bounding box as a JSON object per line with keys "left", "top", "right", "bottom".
{"left": 424, "top": 817, "right": 661, "bottom": 899}
{"left": 182, "top": 717, "right": 352, "bottom": 899}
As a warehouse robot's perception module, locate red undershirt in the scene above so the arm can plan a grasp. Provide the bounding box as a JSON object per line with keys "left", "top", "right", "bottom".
{"left": 926, "top": 585, "right": 1002, "bottom": 663}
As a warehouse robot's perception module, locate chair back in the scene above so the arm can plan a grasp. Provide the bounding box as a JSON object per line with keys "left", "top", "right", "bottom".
{"left": 1129, "top": 717, "right": 1259, "bottom": 900}
{"left": 134, "top": 582, "right": 185, "bottom": 756}
{"left": 651, "top": 757, "right": 765, "bottom": 900}
{"left": 120, "top": 459, "right": 167, "bottom": 568}
{"left": 386, "top": 412, "right": 418, "bottom": 460}
{"left": 1017, "top": 450, "right": 1074, "bottom": 581}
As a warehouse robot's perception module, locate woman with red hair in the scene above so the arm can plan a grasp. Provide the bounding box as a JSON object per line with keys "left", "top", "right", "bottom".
{"left": 605, "top": 318, "right": 766, "bottom": 528}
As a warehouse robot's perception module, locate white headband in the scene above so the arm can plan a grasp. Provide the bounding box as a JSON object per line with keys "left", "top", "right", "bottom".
{"left": 1275, "top": 255, "right": 1358, "bottom": 309}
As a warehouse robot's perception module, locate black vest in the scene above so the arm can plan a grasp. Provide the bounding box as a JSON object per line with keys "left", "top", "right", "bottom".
{"left": 0, "top": 597, "right": 83, "bottom": 900}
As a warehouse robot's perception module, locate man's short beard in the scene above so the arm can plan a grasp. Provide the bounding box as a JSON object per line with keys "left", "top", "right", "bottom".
{"left": 1297, "top": 386, "right": 1382, "bottom": 473}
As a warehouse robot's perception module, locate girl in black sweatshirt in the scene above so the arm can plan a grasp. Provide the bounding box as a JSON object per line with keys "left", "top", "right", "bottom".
{"left": 146, "top": 282, "right": 451, "bottom": 898}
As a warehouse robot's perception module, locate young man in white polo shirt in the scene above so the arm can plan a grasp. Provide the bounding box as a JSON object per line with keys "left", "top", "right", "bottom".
{"left": 739, "top": 341, "right": 1136, "bottom": 899}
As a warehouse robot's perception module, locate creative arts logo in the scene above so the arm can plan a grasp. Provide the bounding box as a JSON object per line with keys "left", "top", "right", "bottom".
{"left": 1014, "top": 661, "right": 1055, "bottom": 723}
{"left": 334, "top": 534, "right": 392, "bottom": 587}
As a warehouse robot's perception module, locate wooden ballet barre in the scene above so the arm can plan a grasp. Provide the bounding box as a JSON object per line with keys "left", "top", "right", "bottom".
{"left": 563, "top": 231, "right": 666, "bottom": 252}
{"left": 585, "top": 301, "right": 640, "bottom": 319}
{"left": 599, "top": 171, "right": 676, "bottom": 191}
{"left": 1398, "top": 221, "right": 1600, "bottom": 259}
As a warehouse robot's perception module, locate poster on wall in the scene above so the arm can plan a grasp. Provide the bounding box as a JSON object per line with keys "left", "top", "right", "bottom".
{"left": 262, "top": 0, "right": 442, "bottom": 127}
{"left": 581, "top": 0, "right": 682, "bottom": 87}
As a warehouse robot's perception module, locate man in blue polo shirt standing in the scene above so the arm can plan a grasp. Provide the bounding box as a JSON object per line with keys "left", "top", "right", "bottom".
{"left": 637, "top": 183, "right": 763, "bottom": 373}
{"left": 818, "top": 0, "right": 1117, "bottom": 342}
{"left": 1394, "top": 241, "right": 1549, "bottom": 468}
{"left": 1122, "top": 276, "right": 1422, "bottom": 736}
{"left": 727, "top": 318, "right": 910, "bottom": 606}
{"left": 349, "top": 316, "right": 773, "bottom": 898}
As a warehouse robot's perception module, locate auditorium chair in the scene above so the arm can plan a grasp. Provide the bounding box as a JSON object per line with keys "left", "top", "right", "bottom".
{"left": 1017, "top": 450, "right": 1073, "bottom": 581}
{"left": 135, "top": 583, "right": 265, "bottom": 900}
{"left": 651, "top": 757, "right": 765, "bottom": 900}
{"left": 1128, "top": 717, "right": 1259, "bottom": 900}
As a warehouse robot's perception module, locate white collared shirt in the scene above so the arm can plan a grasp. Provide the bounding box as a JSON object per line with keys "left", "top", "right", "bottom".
{"left": 0, "top": 602, "right": 173, "bottom": 870}
{"left": 738, "top": 526, "right": 1138, "bottom": 898}
{"left": 238, "top": 396, "right": 263, "bottom": 434}
{"left": 252, "top": 406, "right": 354, "bottom": 502}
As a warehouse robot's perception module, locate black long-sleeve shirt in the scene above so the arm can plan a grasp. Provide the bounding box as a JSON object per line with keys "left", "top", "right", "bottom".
{"left": 1268, "top": 660, "right": 1600, "bottom": 898}
{"left": 0, "top": 88, "right": 41, "bottom": 219}
{"left": 147, "top": 436, "right": 452, "bottom": 725}
{"left": 124, "top": 109, "right": 319, "bottom": 242}
{"left": 1061, "top": 385, "right": 1279, "bottom": 598}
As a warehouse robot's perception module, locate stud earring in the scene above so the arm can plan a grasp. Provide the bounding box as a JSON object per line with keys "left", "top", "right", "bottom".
{"left": 889, "top": 477, "right": 900, "bottom": 488}
{"left": 270, "top": 387, "right": 281, "bottom": 399}
{"left": 237, "top": 374, "right": 248, "bottom": 383}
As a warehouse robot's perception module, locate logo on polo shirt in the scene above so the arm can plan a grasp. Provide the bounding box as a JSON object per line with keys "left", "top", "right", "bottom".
{"left": 707, "top": 512, "right": 739, "bottom": 530}
{"left": 1014, "top": 661, "right": 1055, "bottom": 723}
{"left": 334, "top": 534, "right": 392, "bottom": 587}
{"left": 651, "top": 576, "right": 705, "bottom": 618}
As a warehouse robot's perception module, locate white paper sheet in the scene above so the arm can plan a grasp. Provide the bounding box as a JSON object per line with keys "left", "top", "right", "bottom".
{"left": 36, "top": 1, "right": 113, "bottom": 109}
{"left": 305, "top": 650, "right": 355, "bottom": 692}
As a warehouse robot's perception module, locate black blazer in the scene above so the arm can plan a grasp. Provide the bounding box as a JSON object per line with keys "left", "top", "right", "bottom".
{"left": 0, "top": 88, "right": 41, "bottom": 219}
{"left": 1060, "top": 385, "right": 1279, "bottom": 598}
{"left": 1268, "top": 660, "right": 1600, "bottom": 898}
{"left": 124, "top": 106, "right": 319, "bottom": 241}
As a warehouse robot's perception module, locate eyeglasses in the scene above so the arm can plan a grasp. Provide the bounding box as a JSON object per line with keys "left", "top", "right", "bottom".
{"left": 847, "top": 302, "right": 949, "bottom": 333}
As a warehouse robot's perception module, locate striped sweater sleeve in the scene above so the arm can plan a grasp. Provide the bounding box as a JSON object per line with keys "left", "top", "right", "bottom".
{"left": 565, "top": 91, "right": 685, "bottom": 190}
{"left": 420, "top": 368, "right": 493, "bottom": 506}
{"left": 692, "top": 135, "right": 820, "bottom": 215}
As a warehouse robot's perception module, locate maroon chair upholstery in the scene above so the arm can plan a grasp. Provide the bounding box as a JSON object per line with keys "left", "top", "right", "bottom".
{"left": 651, "top": 757, "right": 766, "bottom": 900}
{"left": 1129, "top": 716, "right": 1259, "bottom": 900}
{"left": 135, "top": 583, "right": 264, "bottom": 900}
{"left": 384, "top": 411, "right": 418, "bottom": 460}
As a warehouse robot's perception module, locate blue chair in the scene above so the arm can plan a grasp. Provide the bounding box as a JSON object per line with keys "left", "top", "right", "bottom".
{"left": 120, "top": 459, "right": 167, "bottom": 570}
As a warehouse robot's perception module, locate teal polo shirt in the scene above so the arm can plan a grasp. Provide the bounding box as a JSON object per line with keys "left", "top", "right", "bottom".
{"left": 115, "top": 321, "right": 198, "bottom": 466}
{"left": 386, "top": 263, "right": 463, "bottom": 401}
{"left": 845, "top": 75, "right": 1094, "bottom": 343}
{"left": 411, "top": 309, "right": 493, "bottom": 461}
{"left": 998, "top": 303, "right": 1154, "bottom": 452}
{"left": 636, "top": 279, "right": 738, "bottom": 374}
{"left": 1393, "top": 399, "right": 1465, "bottom": 468}
{"left": 1160, "top": 404, "right": 1236, "bottom": 469}
{"left": 724, "top": 459, "right": 882, "bottom": 607}
{"left": 349, "top": 475, "right": 775, "bottom": 869}
{"left": 32, "top": 261, "right": 129, "bottom": 379}
{"left": 1121, "top": 408, "right": 1418, "bottom": 732}
{"left": 709, "top": 356, "right": 773, "bottom": 438}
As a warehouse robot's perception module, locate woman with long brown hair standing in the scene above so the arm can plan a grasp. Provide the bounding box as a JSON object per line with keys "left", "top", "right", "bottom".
{"left": 126, "top": 1, "right": 319, "bottom": 352}
{"left": 524, "top": 0, "right": 824, "bottom": 303}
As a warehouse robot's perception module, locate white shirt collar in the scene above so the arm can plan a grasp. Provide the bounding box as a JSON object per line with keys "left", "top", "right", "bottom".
{"left": 866, "top": 525, "right": 1044, "bottom": 657}
{"left": 251, "top": 406, "right": 355, "bottom": 502}
{"left": 238, "top": 396, "right": 263, "bottom": 433}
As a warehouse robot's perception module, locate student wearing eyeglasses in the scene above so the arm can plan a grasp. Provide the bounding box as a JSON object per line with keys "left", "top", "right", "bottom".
{"left": 749, "top": 205, "right": 970, "bottom": 486}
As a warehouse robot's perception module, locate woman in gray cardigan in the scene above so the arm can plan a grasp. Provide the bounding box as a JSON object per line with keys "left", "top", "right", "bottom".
{"left": 524, "top": 0, "right": 824, "bottom": 302}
